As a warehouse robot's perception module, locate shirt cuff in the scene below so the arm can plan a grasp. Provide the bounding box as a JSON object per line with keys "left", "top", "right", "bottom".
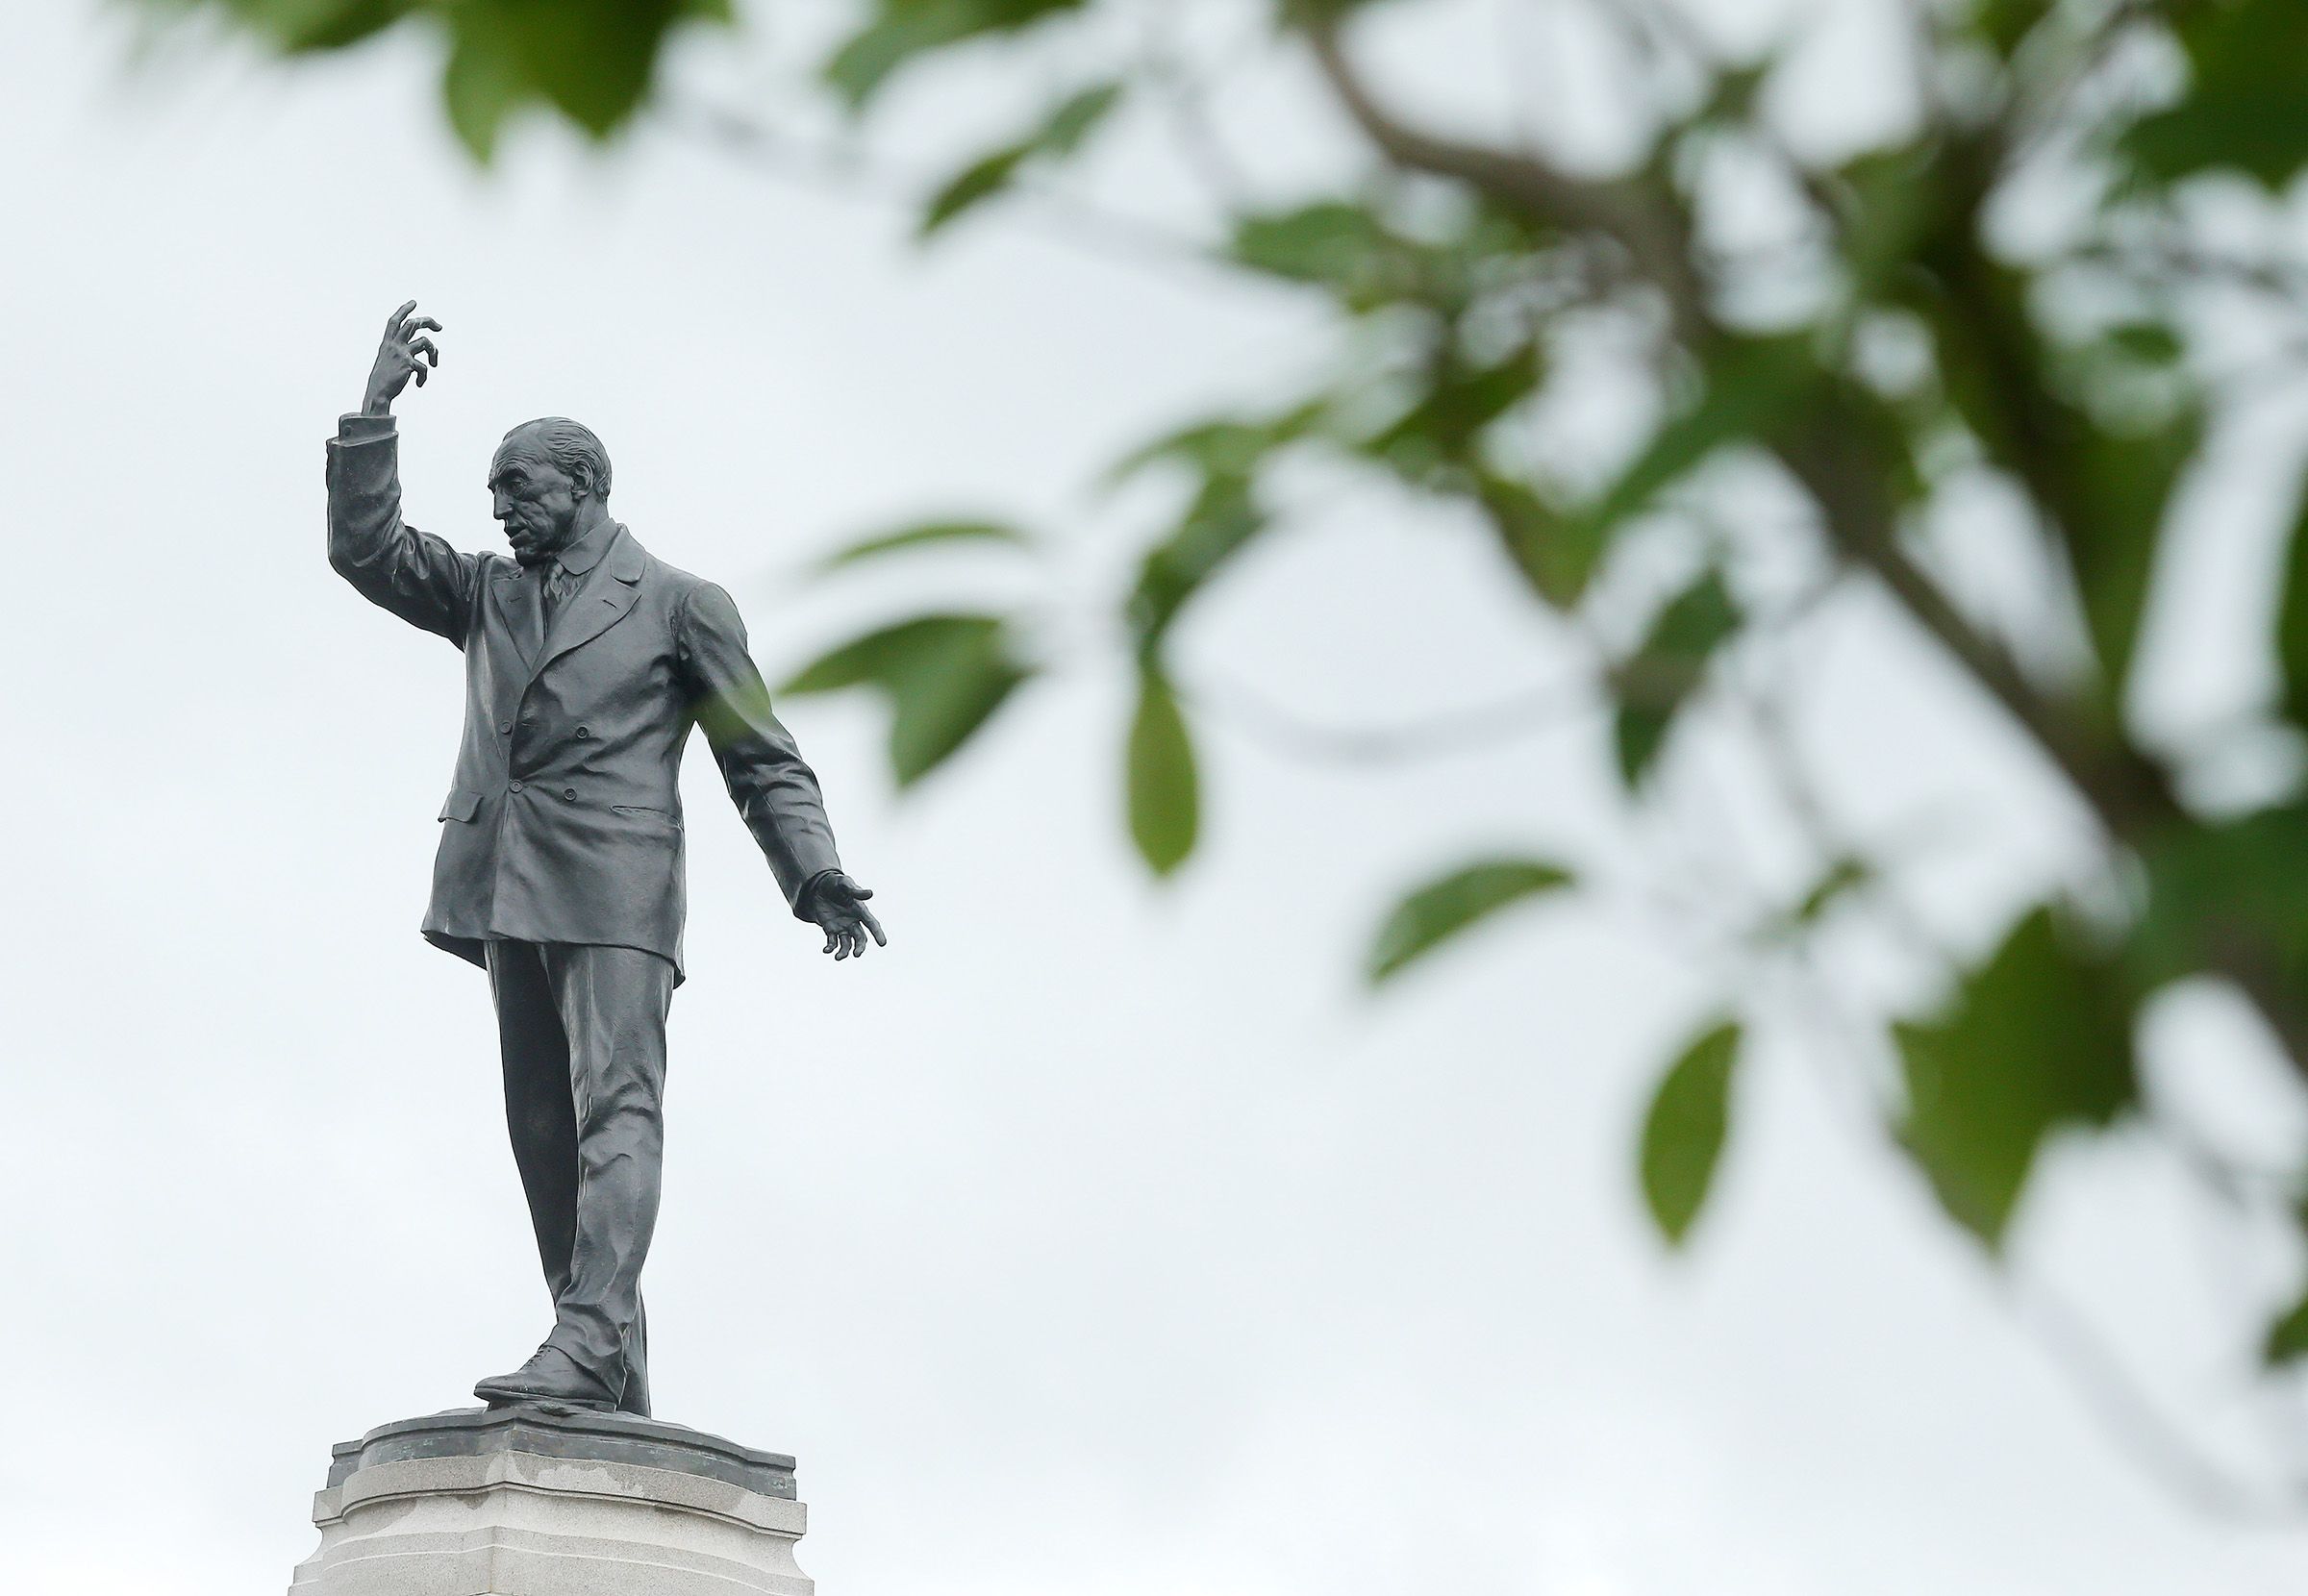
{"left": 337, "top": 412, "right": 397, "bottom": 444}
{"left": 794, "top": 868, "right": 842, "bottom": 917}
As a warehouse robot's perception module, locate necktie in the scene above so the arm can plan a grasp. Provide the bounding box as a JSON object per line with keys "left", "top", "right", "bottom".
{"left": 541, "top": 560, "right": 572, "bottom": 632}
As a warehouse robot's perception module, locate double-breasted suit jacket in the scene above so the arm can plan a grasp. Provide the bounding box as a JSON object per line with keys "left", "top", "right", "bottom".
{"left": 326, "top": 413, "right": 841, "bottom": 977}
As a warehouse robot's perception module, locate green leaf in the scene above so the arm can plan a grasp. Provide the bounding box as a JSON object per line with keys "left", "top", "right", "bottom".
{"left": 816, "top": 519, "right": 1031, "bottom": 571}
{"left": 1230, "top": 201, "right": 1407, "bottom": 310}
{"left": 1038, "top": 79, "right": 1125, "bottom": 154}
{"left": 1639, "top": 1021, "right": 1742, "bottom": 1246}
{"left": 1126, "top": 669, "right": 1198, "bottom": 876}
{"left": 1895, "top": 906, "right": 2139, "bottom": 1250}
{"left": 917, "top": 81, "right": 1122, "bottom": 236}
{"left": 921, "top": 146, "right": 1031, "bottom": 235}
{"left": 1278, "top": 0, "right": 1390, "bottom": 20}
{"left": 1115, "top": 421, "right": 1270, "bottom": 482}
{"left": 1963, "top": 0, "right": 2051, "bottom": 58}
{"left": 825, "top": 0, "right": 1090, "bottom": 109}
{"left": 2136, "top": 805, "right": 2308, "bottom": 993}
{"left": 2274, "top": 478, "right": 2308, "bottom": 728}
{"left": 2067, "top": 411, "right": 2202, "bottom": 693}
{"left": 1897, "top": 237, "right": 2193, "bottom": 698}
{"left": 2122, "top": 0, "right": 2308, "bottom": 189}
{"left": 258, "top": 0, "right": 414, "bottom": 53}
{"left": 2106, "top": 321, "right": 2185, "bottom": 367}
{"left": 1784, "top": 855, "right": 1874, "bottom": 930}
{"left": 1583, "top": 335, "right": 1817, "bottom": 540}
{"left": 1613, "top": 706, "right": 1672, "bottom": 789}
{"left": 1477, "top": 472, "right": 1600, "bottom": 611}
{"left": 2265, "top": 1284, "right": 2308, "bottom": 1365}
{"left": 1110, "top": 405, "right": 1322, "bottom": 485}
{"left": 499, "top": 0, "right": 654, "bottom": 137}
{"left": 441, "top": 8, "right": 530, "bottom": 162}
{"left": 779, "top": 613, "right": 975, "bottom": 694}
{"left": 1689, "top": 60, "right": 1773, "bottom": 129}
{"left": 464, "top": 0, "right": 731, "bottom": 141}
{"left": 1367, "top": 858, "right": 1576, "bottom": 984}
{"left": 824, "top": 6, "right": 951, "bottom": 106}
{"left": 1613, "top": 569, "right": 1742, "bottom": 788}
{"left": 165, "top": 0, "right": 730, "bottom": 146}
{"left": 779, "top": 612, "right": 1029, "bottom": 786}
{"left": 888, "top": 636, "right": 1027, "bottom": 786}
{"left": 1360, "top": 342, "right": 1543, "bottom": 482}
{"left": 1126, "top": 474, "right": 1267, "bottom": 652}
{"left": 1107, "top": 404, "right": 1340, "bottom": 653}
{"left": 1232, "top": 200, "right": 1385, "bottom": 279}
{"left": 1836, "top": 143, "right": 1945, "bottom": 299}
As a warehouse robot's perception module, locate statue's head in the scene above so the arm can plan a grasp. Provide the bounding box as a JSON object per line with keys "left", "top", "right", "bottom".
{"left": 489, "top": 417, "right": 612, "bottom": 567}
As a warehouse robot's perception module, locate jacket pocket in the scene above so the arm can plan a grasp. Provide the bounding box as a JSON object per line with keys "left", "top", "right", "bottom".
{"left": 613, "top": 804, "right": 682, "bottom": 829}
{"left": 438, "top": 789, "right": 482, "bottom": 823}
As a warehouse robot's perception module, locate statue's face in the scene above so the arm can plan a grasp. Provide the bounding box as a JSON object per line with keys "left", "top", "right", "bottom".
{"left": 489, "top": 436, "right": 585, "bottom": 567}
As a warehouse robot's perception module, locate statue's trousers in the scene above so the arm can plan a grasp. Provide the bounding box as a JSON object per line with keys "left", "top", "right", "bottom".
{"left": 485, "top": 938, "right": 675, "bottom": 1413}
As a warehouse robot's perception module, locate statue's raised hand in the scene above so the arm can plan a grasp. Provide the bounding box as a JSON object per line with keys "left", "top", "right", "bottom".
{"left": 807, "top": 872, "right": 886, "bottom": 961}
{"left": 362, "top": 300, "right": 442, "bottom": 416}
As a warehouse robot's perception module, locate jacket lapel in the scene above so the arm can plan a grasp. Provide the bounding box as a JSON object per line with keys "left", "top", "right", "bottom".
{"left": 531, "top": 526, "right": 644, "bottom": 680}
{"left": 492, "top": 565, "right": 542, "bottom": 671}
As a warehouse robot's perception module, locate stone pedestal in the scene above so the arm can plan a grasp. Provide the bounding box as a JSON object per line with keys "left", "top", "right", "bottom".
{"left": 289, "top": 1407, "right": 813, "bottom": 1596}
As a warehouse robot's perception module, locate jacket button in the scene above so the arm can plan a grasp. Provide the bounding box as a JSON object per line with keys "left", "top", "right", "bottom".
{"left": 562, "top": 788, "right": 577, "bottom": 802}
{"left": 497, "top": 718, "right": 513, "bottom": 735}
{"left": 575, "top": 726, "right": 590, "bottom": 739}
{"left": 509, "top": 780, "right": 525, "bottom": 793}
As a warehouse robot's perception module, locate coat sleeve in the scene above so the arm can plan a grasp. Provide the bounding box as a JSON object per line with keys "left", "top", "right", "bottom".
{"left": 678, "top": 580, "right": 844, "bottom": 916}
{"left": 325, "top": 413, "right": 483, "bottom": 646}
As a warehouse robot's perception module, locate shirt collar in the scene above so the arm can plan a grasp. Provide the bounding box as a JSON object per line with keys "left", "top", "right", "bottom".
{"left": 553, "top": 517, "right": 622, "bottom": 576}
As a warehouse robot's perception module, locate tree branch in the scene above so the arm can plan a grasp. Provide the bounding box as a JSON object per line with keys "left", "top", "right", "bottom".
{"left": 1287, "top": 0, "right": 2308, "bottom": 1089}
{"left": 2019, "top": 1278, "right": 2308, "bottom": 1521}
{"left": 664, "top": 100, "right": 1221, "bottom": 280}
{"left": 1181, "top": 669, "right": 1596, "bottom": 765}
{"left": 1291, "top": 6, "right": 1710, "bottom": 338}
{"left": 1286, "top": 4, "right": 2175, "bottom": 833}
{"left": 1769, "top": 409, "right": 2173, "bottom": 831}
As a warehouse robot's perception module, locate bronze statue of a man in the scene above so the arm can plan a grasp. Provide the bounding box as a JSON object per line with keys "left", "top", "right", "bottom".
{"left": 325, "top": 302, "right": 883, "bottom": 1416}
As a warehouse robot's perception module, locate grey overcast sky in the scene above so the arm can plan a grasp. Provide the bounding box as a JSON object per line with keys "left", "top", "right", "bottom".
{"left": 7, "top": 1, "right": 2308, "bottom": 1592}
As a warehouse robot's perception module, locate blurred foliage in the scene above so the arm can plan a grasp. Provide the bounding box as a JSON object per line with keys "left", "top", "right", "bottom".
{"left": 1126, "top": 667, "right": 1198, "bottom": 876}
{"left": 824, "top": 0, "right": 1089, "bottom": 107}
{"left": 1613, "top": 568, "right": 1741, "bottom": 789}
{"left": 163, "top": 0, "right": 2308, "bottom": 1477}
{"left": 812, "top": 517, "right": 1031, "bottom": 572}
{"left": 1895, "top": 907, "right": 2138, "bottom": 1249}
{"left": 165, "top": 0, "right": 735, "bottom": 157}
{"left": 919, "top": 79, "right": 1123, "bottom": 234}
{"left": 778, "top": 611, "right": 1030, "bottom": 786}
{"left": 1366, "top": 857, "right": 1575, "bottom": 984}
{"left": 1640, "top": 1020, "right": 1741, "bottom": 1247}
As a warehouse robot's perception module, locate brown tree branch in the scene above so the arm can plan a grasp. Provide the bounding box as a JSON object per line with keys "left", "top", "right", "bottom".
{"left": 1292, "top": 7, "right": 2122, "bottom": 816}
{"left": 1181, "top": 670, "right": 1596, "bottom": 765}
{"left": 1292, "top": 6, "right": 1711, "bottom": 341}
{"left": 1769, "top": 410, "right": 2173, "bottom": 833}
{"left": 1288, "top": 0, "right": 2308, "bottom": 1085}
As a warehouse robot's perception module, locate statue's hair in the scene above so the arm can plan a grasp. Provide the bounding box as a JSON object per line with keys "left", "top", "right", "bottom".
{"left": 500, "top": 416, "right": 613, "bottom": 500}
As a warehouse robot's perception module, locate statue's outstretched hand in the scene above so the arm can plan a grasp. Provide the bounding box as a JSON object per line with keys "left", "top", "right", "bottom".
{"left": 807, "top": 873, "right": 886, "bottom": 961}
{"left": 362, "top": 300, "right": 442, "bottom": 416}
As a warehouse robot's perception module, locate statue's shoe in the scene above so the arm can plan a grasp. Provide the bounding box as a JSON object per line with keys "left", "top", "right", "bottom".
{"left": 473, "top": 1344, "right": 618, "bottom": 1411}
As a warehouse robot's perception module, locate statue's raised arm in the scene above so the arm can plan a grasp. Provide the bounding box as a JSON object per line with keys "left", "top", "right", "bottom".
{"left": 326, "top": 301, "right": 476, "bottom": 645}
{"left": 364, "top": 298, "right": 440, "bottom": 416}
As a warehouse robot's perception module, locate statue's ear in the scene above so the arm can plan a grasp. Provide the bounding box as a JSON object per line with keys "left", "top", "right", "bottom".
{"left": 569, "top": 461, "right": 600, "bottom": 501}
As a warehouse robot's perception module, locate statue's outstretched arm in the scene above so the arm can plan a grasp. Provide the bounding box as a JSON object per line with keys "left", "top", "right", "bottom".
{"left": 682, "top": 582, "right": 886, "bottom": 958}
